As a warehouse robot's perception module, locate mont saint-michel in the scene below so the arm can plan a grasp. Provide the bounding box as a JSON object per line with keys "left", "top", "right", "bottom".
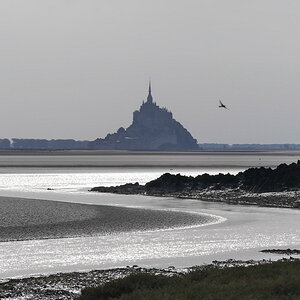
{"left": 89, "top": 83, "right": 198, "bottom": 151}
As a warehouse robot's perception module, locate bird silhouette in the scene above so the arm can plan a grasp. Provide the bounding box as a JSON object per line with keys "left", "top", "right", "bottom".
{"left": 218, "top": 100, "right": 229, "bottom": 110}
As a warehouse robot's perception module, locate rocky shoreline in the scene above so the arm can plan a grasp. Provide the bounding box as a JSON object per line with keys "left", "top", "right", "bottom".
{"left": 91, "top": 161, "right": 300, "bottom": 208}
{"left": 2, "top": 255, "right": 299, "bottom": 300}
{"left": 260, "top": 248, "right": 300, "bottom": 255}
{"left": 91, "top": 185, "right": 300, "bottom": 208}
{"left": 0, "top": 266, "right": 185, "bottom": 300}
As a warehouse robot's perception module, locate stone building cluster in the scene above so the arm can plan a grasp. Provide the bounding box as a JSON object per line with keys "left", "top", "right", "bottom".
{"left": 89, "top": 83, "right": 198, "bottom": 150}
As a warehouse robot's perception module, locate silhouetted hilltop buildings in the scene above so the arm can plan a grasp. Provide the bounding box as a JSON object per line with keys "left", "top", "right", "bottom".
{"left": 89, "top": 83, "right": 198, "bottom": 150}
{"left": 2, "top": 83, "right": 300, "bottom": 151}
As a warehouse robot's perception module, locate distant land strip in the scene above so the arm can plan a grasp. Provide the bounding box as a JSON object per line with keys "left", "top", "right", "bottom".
{"left": 2, "top": 138, "right": 300, "bottom": 151}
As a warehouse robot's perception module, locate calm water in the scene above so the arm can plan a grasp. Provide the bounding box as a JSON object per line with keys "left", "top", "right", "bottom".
{"left": 0, "top": 152, "right": 299, "bottom": 278}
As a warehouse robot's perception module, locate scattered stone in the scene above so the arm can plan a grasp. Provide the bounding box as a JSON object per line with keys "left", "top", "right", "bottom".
{"left": 0, "top": 266, "right": 185, "bottom": 300}
{"left": 2, "top": 258, "right": 298, "bottom": 300}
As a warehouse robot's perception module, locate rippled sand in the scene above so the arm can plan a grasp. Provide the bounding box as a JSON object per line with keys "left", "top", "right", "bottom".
{"left": 0, "top": 196, "right": 213, "bottom": 242}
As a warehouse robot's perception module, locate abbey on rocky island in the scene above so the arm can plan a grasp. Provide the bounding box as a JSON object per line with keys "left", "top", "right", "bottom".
{"left": 89, "top": 83, "right": 198, "bottom": 150}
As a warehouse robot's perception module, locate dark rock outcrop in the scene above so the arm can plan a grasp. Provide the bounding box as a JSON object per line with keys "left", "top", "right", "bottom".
{"left": 238, "top": 161, "right": 300, "bottom": 192}
{"left": 89, "top": 83, "right": 198, "bottom": 151}
{"left": 260, "top": 249, "right": 300, "bottom": 255}
{"left": 133, "top": 160, "right": 300, "bottom": 194}
{"left": 91, "top": 161, "right": 300, "bottom": 208}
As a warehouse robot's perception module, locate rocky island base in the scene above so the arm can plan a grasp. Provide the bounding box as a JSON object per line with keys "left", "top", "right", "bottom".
{"left": 91, "top": 161, "right": 300, "bottom": 208}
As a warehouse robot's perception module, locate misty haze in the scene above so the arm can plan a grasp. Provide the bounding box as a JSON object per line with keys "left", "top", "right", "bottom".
{"left": 1, "top": 1, "right": 300, "bottom": 143}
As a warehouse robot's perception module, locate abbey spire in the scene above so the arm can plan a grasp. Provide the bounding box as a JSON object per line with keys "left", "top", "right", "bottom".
{"left": 90, "top": 81, "right": 198, "bottom": 150}
{"left": 146, "top": 81, "right": 153, "bottom": 103}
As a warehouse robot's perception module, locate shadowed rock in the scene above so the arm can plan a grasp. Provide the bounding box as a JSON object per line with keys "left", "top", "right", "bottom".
{"left": 91, "top": 161, "right": 300, "bottom": 208}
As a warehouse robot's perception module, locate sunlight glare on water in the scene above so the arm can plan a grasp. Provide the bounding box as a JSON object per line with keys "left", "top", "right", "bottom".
{"left": 0, "top": 167, "right": 244, "bottom": 193}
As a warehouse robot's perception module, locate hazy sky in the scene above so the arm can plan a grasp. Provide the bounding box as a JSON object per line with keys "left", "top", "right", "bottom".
{"left": 1, "top": 0, "right": 300, "bottom": 143}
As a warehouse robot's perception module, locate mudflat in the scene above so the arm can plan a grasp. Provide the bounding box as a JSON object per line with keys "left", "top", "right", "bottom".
{"left": 0, "top": 196, "right": 213, "bottom": 242}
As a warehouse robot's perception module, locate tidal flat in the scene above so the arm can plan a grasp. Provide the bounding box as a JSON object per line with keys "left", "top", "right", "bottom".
{"left": 0, "top": 196, "right": 213, "bottom": 242}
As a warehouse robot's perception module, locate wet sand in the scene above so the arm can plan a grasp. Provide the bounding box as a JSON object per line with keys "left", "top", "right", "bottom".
{"left": 0, "top": 150, "right": 299, "bottom": 168}
{"left": 0, "top": 196, "right": 213, "bottom": 242}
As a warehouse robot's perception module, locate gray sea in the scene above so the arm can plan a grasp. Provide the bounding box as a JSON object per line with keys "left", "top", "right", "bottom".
{"left": 0, "top": 151, "right": 299, "bottom": 279}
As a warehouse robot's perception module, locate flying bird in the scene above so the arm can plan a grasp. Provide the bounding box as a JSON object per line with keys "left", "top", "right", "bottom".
{"left": 218, "top": 100, "right": 229, "bottom": 110}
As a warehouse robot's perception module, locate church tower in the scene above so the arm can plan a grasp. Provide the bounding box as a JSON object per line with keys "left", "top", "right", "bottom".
{"left": 146, "top": 81, "right": 153, "bottom": 103}
{"left": 89, "top": 81, "right": 198, "bottom": 150}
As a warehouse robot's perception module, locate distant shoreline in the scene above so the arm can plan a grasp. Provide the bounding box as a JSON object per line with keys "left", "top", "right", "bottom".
{"left": 1, "top": 149, "right": 300, "bottom": 155}
{"left": 0, "top": 150, "right": 299, "bottom": 169}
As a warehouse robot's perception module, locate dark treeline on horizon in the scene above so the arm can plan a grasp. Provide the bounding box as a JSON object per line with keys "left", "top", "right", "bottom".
{"left": 1, "top": 138, "right": 300, "bottom": 151}
{"left": 0, "top": 138, "right": 89, "bottom": 150}
{"left": 199, "top": 143, "right": 300, "bottom": 151}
